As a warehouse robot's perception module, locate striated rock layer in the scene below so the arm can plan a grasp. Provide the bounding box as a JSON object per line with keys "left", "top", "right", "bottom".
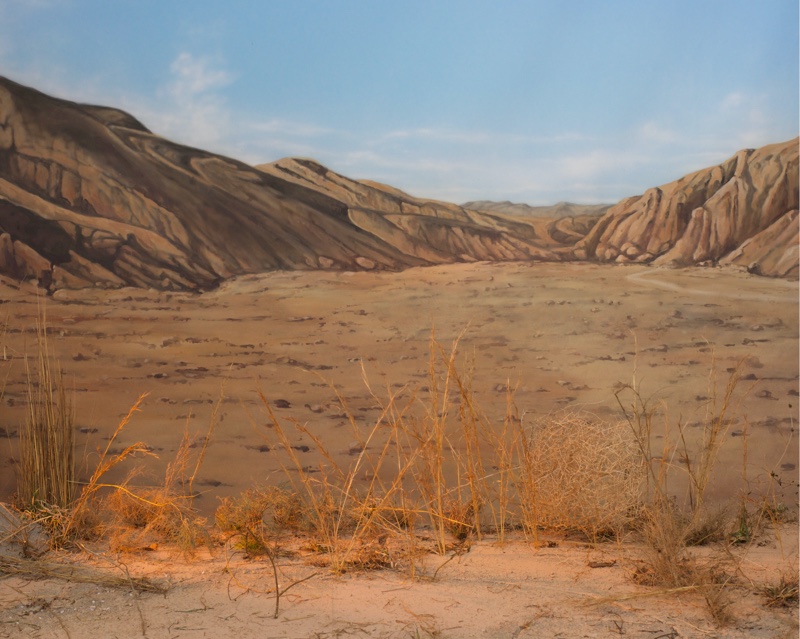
{"left": 0, "top": 77, "right": 577, "bottom": 291}
{"left": 575, "top": 139, "right": 799, "bottom": 278}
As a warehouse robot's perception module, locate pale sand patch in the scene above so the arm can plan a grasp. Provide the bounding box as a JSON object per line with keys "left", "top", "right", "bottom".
{"left": 0, "top": 526, "right": 796, "bottom": 638}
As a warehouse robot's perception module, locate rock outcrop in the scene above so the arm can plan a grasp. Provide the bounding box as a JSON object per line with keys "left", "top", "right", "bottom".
{"left": 0, "top": 77, "right": 577, "bottom": 291}
{"left": 575, "top": 139, "right": 799, "bottom": 277}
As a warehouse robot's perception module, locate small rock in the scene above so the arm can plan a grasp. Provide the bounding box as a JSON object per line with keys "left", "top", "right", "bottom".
{"left": 746, "top": 262, "right": 762, "bottom": 276}
{"left": 355, "top": 256, "right": 376, "bottom": 269}
{"left": 348, "top": 441, "right": 364, "bottom": 455}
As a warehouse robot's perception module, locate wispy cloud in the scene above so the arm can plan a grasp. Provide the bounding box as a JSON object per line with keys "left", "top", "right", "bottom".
{"left": 637, "top": 121, "right": 679, "bottom": 145}
{"left": 139, "top": 52, "right": 235, "bottom": 150}
{"left": 373, "top": 127, "right": 589, "bottom": 147}
{"left": 168, "top": 52, "right": 232, "bottom": 97}
{"left": 247, "top": 119, "right": 335, "bottom": 138}
{"left": 717, "top": 91, "right": 771, "bottom": 148}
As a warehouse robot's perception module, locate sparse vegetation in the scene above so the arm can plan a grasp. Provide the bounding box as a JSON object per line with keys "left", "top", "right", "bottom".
{"left": 2, "top": 322, "right": 796, "bottom": 630}
{"left": 613, "top": 356, "right": 769, "bottom": 624}
{"left": 11, "top": 308, "right": 217, "bottom": 553}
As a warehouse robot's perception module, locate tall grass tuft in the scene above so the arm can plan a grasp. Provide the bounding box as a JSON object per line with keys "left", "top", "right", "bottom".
{"left": 18, "top": 312, "right": 75, "bottom": 511}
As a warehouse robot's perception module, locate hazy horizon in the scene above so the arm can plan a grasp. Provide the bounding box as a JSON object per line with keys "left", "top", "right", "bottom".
{"left": 2, "top": 0, "right": 798, "bottom": 205}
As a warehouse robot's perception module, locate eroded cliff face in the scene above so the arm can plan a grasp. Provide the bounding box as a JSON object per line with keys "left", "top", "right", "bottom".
{"left": 575, "top": 139, "right": 799, "bottom": 278}
{"left": 0, "top": 77, "right": 575, "bottom": 292}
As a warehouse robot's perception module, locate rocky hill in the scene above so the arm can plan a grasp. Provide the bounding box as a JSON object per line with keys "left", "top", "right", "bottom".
{"left": 0, "top": 77, "right": 580, "bottom": 291}
{"left": 574, "top": 139, "right": 799, "bottom": 278}
{"left": 0, "top": 76, "right": 796, "bottom": 290}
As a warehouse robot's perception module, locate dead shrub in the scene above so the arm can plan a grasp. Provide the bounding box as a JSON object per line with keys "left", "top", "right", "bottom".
{"left": 519, "top": 411, "right": 642, "bottom": 539}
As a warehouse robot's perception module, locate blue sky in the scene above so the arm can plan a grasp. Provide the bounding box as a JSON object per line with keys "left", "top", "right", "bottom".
{"left": 1, "top": 1, "right": 798, "bottom": 204}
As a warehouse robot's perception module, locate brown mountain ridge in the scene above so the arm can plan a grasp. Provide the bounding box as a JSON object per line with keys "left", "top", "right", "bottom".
{"left": 0, "top": 76, "right": 797, "bottom": 291}
{"left": 0, "top": 77, "right": 582, "bottom": 291}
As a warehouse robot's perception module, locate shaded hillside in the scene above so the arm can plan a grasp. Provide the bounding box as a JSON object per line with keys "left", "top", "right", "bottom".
{"left": 0, "top": 77, "right": 579, "bottom": 291}
{"left": 574, "top": 139, "right": 799, "bottom": 278}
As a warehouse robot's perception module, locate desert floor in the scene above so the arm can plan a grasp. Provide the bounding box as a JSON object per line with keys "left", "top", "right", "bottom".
{"left": 0, "top": 261, "right": 797, "bottom": 637}
{"left": 0, "top": 261, "right": 796, "bottom": 509}
{"left": 0, "top": 525, "right": 797, "bottom": 638}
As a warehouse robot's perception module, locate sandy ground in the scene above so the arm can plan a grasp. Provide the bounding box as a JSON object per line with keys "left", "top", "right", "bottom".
{"left": 0, "top": 261, "right": 797, "bottom": 637}
{"left": 0, "top": 526, "right": 797, "bottom": 638}
{"left": 0, "top": 261, "right": 796, "bottom": 511}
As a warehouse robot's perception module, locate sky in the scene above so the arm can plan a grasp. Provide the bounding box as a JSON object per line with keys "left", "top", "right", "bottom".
{"left": 1, "top": 0, "right": 798, "bottom": 205}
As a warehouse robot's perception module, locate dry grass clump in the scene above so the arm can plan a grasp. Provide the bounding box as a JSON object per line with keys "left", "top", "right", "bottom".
{"left": 519, "top": 412, "right": 642, "bottom": 540}
{"left": 242, "top": 334, "right": 517, "bottom": 572}
{"left": 18, "top": 316, "right": 74, "bottom": 512}
{"left": 52, "top": 395, "right": 154, "bottom": 546}
{"left": 256, "top": 404, "right": 409, "bottom": 571}
{"left": 98, "top": 395, "right": 223, "bottom": 554}
{"left": 215, "top": 485, "right": 304, "bottom": 555}
{"left": 617, "top": 360, "right": 743, "bottom": 551}
{"left": 759, "top": 572, "right": 799, "bottom": 608}
{"left": 105, "top": 459, "right": 208, "bottom": 554}
{"left": 237, "top": 334, "right": 654, "bottom": 576}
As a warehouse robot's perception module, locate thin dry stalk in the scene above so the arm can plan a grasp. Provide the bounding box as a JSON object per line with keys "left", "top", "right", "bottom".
{"left": 514, "top": 410, "right": 539, "bottom": 542}
{"left": 447, "top": 348, "right": 492, "bottom": 541}
{"left": 188, "top": 377, "right": 227, "bottom": 498}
